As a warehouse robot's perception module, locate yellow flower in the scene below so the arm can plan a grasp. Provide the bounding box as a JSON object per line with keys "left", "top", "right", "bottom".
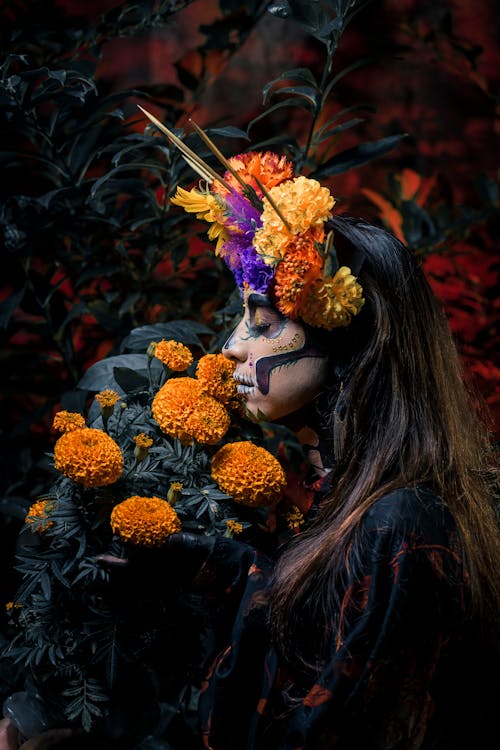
{"left": 52, "top": 411, "right": 86, "bottom": 433}
{"left": 95, "top": 389, "right": 121, "bottom": 409}
{"left": 153, "top": 340, "right": 193, "bottom": 371}
{"left": 95, "top": 389, "right": 121, "bottom": 421}
{"left": 285, "top": 505, "right": 305, "bottom": 531}
{"left": 133, "top": 432, "right": 153, "bottom": 462}
{"left": 225, "top": 519, "right": 243, "bottom": 536}
{"left": 196, "top": 354, "right": 237, "bottom": 403}
{"left": 110, "top": 495, "right": 181, "bottom": 547}
{"left": 170, "top": 186, "right": 228, "bottom": 254}
{"left": 254, "top": 176, "right": 335, "bottom": 264}
{"left": 301, "top": 266, "right": 365, "bottom": 329}
{"left": 152, "top": 377, "right": 230, "bottom": 445}
{"left": 211, "top": 441, "right": 286, "bottom": 508}
{"left": 171, "top": 186, "right": 218, "bottom": 216}
{"left": 54, "top": 428, "right": 123, "bottom": 487}
{"left": 25, "top": 500, "right": 55, "bottom": 533}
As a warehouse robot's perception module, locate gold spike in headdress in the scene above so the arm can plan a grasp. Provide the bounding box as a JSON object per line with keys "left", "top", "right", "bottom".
{"left": 138, "top": 106, "right": 290, "bottom": 228}
{"left": 188, "top": 119, "right": 260, "bottom": 207}
{"left": 137, "top": 105, "right": 233, "bottom": 191}
{"left": 253, "top": 175, "right": 292, "bottom": 233}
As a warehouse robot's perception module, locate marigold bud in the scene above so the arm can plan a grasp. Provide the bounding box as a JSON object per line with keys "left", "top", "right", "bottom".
{"left": 167, "top": 481, "right": 183, "bottom": 505}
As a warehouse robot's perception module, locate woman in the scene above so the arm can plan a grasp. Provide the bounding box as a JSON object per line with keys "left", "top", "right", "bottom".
{"left": 164, "top": 148, "right": 500, "bottom": 749}
{"left": 2, "top": 148, "right": 499, "bottom": 749}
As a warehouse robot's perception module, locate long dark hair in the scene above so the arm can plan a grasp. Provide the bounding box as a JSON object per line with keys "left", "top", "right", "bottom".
{"left": 269, "top": 216, "right": 499, "bottom": 670}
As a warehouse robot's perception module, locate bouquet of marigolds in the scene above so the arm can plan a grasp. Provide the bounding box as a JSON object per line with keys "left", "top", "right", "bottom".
{"left": 3, "top": 323, "right": 300, "bottom": 747}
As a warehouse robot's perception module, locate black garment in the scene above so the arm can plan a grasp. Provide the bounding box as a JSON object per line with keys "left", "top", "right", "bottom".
{"left": 198, "top": 487, "right": 497, "bottom": 749}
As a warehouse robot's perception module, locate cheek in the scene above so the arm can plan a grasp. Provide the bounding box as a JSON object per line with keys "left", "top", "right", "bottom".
{"left": 274, "top": 357, "right": 328, "bottom": 402}
{"left": 254, "top": 342, "right": 327, "bottom": 395}
{"left": 262, "top": 356, "right": 328, "bottom": 419}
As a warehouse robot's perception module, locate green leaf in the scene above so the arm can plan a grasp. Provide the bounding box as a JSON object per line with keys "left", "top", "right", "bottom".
{"left": 77, "top": 354, "right": 160, "bottom": 392}
{"left": 321, "top": 57, "right": 374, "bottom": 104}
{"left": 112, "top": 366, "right": 149, "bottom": 394}
{"left": 120, "top": 321, "right": 214, "bottom": 352}
{"left": 0, "top": 497, "right": 30, "bottom": 519}
{"left": 264, "top": 85, "right": 319, "bottom": 108}
{"left": 40, "top": 573, "right": 52, "bottom": 599}
{"left": 206, "top": 126, "right": 250, "bottom": 140}
{"left": 248, "top": 98, "right": 314, "bottom": 131}
{"left": 262, "top": 68, "right": 318, "bottom": 102}
{"left": 310, "top": 134, "right": 408, "bottom": 178}
{"left": 312, "top": 117, "right": 365, "bottom": 145}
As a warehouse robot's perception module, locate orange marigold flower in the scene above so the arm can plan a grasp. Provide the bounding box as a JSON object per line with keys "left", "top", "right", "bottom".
{"left": 211, "top": 441, "right": 286, "bottom": 508}
{"left": 133, "top": 433, "right": 153, "bottom": 449}
{"left": 184, "top": 394, "right": 231, "bottom": 444}
{"left": 53, "top": 411, "right": 86, "bottom": 433}
{"left": 54, "top": 428, "right": 123, "bottom": 487}
{"left": 111, "top": 495, "right": 181, "bottom": 548}
{"left": 301, "top": 266, "right": 365, "bottom": 330}
{"left": 196, "top": 354, "right": 237, "bottom": 403}
{"left": 212, "top": 151, "right": 294, "bottom": 198}
{"left": 152, "top": 378, "right": 230, "bottom": 444}
{"left": 274, "top": 236, "right": 325, "bottom": 318}
{"left": 95, "top": 389, "right": 121, "bottom": 409}
{"left": 152, "top": 378, "right": 204, "bottom": 443}
{"left": 153, "top": 339, "right": 193, "bottom": 372}
{"left": 25, "top": 500, "right": 55, "bottom": 533}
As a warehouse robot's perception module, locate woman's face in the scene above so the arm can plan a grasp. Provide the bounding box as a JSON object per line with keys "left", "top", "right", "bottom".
{"left": 223, "top": 288, "right": 329, "bottom": 421}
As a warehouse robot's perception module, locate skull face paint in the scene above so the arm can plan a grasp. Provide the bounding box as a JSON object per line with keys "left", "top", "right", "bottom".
{"left": 222, "top": 289, "right": 329, "bottom": 421}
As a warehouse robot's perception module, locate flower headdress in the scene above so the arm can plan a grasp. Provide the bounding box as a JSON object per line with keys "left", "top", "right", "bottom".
{"left": 139, "top": 107, "right": 364, "bottom": 330}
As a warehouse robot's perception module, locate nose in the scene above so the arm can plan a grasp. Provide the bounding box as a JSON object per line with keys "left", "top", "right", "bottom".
{"left": 222, "top": 320, "right": 248, "bottom": 363}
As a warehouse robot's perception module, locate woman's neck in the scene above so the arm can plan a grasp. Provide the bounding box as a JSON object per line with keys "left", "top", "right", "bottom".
{"left": 296, "top": 424, "right": 330, "bottom": 479}
{"left": 279, "top": 403, "right": 333, "bottom": 479}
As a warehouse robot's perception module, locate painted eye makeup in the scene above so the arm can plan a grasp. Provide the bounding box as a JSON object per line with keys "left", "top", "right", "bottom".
{"left": 251, "top": 307, "right": 284, "bottom": 338}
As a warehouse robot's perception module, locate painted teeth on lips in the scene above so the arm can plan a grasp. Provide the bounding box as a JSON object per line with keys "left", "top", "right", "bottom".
{"left": 234, "top": 374, "right": 255, "bottom": 395}
{"left": 237, "top": 383, "right": 254, "bottom": 395}
{"left": 234, "top": 374, "right": 253, "bottom": 386}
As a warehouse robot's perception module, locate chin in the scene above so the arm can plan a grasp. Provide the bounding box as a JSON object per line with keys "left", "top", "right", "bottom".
{"left": 244, "top": 400, "right": 295, "bottom": 423}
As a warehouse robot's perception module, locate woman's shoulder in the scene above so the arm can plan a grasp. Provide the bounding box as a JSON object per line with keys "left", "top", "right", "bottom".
{"left": 358, "top": 486, "right": 465, "bottom": 587}
{"left": 362, "top": 485, "right": 459, "bottom": 546}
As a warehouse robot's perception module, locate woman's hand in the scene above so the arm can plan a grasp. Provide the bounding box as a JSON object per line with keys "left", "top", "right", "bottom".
{"left": 96, "top": 532, "right": 253, "bottom": 592}
{"left": 95, "top": 532, "right": 215, "bottom": 580}
{"left": 0, "top": 718, "right": 18, "bottom": 750}
{"left": 0, "top": 720, "right": 75, "bottom": 750}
